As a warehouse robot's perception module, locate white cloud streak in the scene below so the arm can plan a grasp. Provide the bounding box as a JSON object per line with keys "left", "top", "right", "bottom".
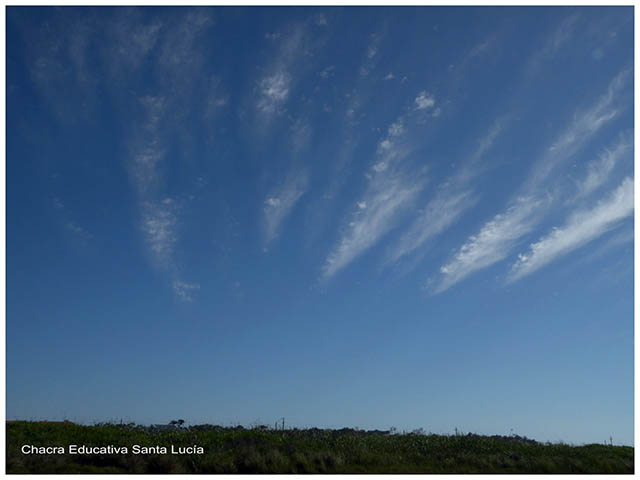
{"left": 130, "top": 96, "right": 166, "bottom": 196}
{"left": 469, "top": 116, "right": 507, "bottom": 164}
{"left": 323, "top": 87, "right": 449, "bottom": 278}
{"left": 128, "top": 97, "right": 173, "bottom": 271}
{"left": 141, "top": 198, "right": 178, "bottom": 270}
{"left": 107, "top": 11, "right": 163, "bottom": 76}
{"left": 205, "top": 75, "right": 229, "bottom": 117}
{"left": 263, "top": 170, "right": 309, "bottom": 244}
{"left": 414, "top": 91, "right": 436, "bottom": 111}
{"left": 157, "top": 10, "right": 213, "bottom": 93}
{"left": 389, "top": 189, "right": 477, "bottom": 266}
{"left": 523, "top": 69, "right": 629, "bottom": 194}
{"left": 436, "top": 196, "right": 544, "bottom": 293}
{"left": 256, "top": 24, "right": 307, "bottom": 117}
{"left": 27, "top": 11, "right": 205, "bottom": 302}
{"left": 359, "top": 31, "right": 384, "bottom": 77}
{"left": 524, "top": 12, "right": 581, "bottom": 77}
{"left": 319, "top": 65, "right": 335, "bottom": 79}
{"left": 370, "top": 110, "right": 420, "bottom": 174}
{"left": 435, "top": 70, "right": 628, "bottom": 292}
{"left": 290, "top": 117, "right": 312, "bottom": 153}
{"left": 257, "top": 72, "right": 291, "bottom": 114}
{"left": 323, "top": 171, "right": 426, "bottom": 279}
{"left": 66, "top": 221, "right": 92, "bottom": 242}
{"left": 574, "top": 131, "right": 632, "bottom": 199}
{"left": 387, "top": 117, "right": 507, "bottom": 265}
{"left": 581, "top": 226, "right": 633, "bottom": 263}
{"left": 172, "top": 280, "right": 201, "bottom": 302}
{"left": 509, "top": 176, "right": 633, "bottom": 281}
{"left": 256, "top": 22, "right": 322, "bottom": 247}
{"left": 129, "top": 97, "right": 197, "bottom": 301}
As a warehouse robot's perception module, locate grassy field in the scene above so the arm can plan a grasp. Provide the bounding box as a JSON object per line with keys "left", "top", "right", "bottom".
{"left": 6, "top": 421, "right": 634, "bottom": 474}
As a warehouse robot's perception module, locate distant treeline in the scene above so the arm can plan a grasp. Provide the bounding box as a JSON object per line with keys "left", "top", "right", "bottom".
{"left": 6, "top": 420, "right": 634, "bottom": 474}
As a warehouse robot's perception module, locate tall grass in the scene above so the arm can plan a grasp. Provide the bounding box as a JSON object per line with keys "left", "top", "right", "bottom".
{"left": 6, "top": 421, "right": 634, "bottom": 474}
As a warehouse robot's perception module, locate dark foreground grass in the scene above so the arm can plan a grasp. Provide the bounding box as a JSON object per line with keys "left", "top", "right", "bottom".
{"left": 6, "top": 421, "right": 634, "bottom": 474}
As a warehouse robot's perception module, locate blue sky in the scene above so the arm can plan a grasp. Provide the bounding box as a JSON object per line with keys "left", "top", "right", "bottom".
{"left": 6, "top": 6, "right": 634, "bottom": 445}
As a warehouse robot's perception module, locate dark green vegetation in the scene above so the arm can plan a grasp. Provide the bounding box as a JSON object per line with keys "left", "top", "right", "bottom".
{"left": 6, "top": 421, "right": 634, "bottom": 474}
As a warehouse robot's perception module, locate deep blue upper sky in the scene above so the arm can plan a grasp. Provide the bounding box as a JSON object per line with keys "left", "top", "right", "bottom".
{"left": 6, "top": 6, "right": 634, "bottom": 445}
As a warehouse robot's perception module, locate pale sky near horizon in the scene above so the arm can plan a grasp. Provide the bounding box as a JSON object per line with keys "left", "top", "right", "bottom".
{"left": 7, "top": 6, "right": 634, "bottom": 445}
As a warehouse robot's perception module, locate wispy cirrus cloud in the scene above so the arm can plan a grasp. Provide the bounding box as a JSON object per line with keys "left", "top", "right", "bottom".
{"left": 372, "top": 120, "right": 411, "bottom": 173}
{"left": 141, "top": 198, "right": 179, "bottom": 270}
{"left": 468, "top": 116, "right": 508, "bottom": 164}
{"left": 359, "top": 31, "right": 384, "bottom": 77}
{"left": 66, "top": 221, "right": 92, "bottom": 242}
{"left": 435, "top": 195, "right": 544, "bottom": 293}
{"left": 52, "top": 197, "right": 65, "bottom": 210}
{"left": 546, "top": 12, "right": 581, "bottom": 52}
{"left": 414, "top": 91, "right": 436, "bottom": 111}
{"left": 257, "top": 72, "right": 291, "bottom": 114}
{"left": 322, "top": 36, "right": 507, "bottom": 271}
{"left": 371, "top": 89, "right": 441, "bottom": 172}
{"left": 581, "top": 225, "right": 633, "bottom": 264}
{"left": 126, "top": 96, "right": 178, "bottom": 277}
{"left": 524, "top": 68, "right": 629, "bottom": 194}
{"left": 387, "top": 117, "right": 507, "bottom": 266}
{"left": 313, "top": 28, "right": 388, "bottom": 210}
{"left": 509, "top": 176, "right": 633, "bottom": 282}
{"left": 205, "top": 75, "right": 229, "bottom": 117}
{"left": 25, "top": 9, "right": 216, "bottom": 302}
{"left": 443, "top": 34, "right": 501, "bottom": 107}
{"left": 118, "top": 10, "right": 215, "bottom": 302}
{"left": 413, "top": 90, "right": 441, "bottom": 118}
{"left": 318, "top": 65, "right": 335, "bottom": 79}
{"left": 322, "top": 105, "right": 430, "bottom": 279}
{"left": 573, "top": 131, "right": 632, "bottom": 200}
{"left": 260, "top": 113, "right": 312, "bottom": 250}
{"left": 129, "top": 95, "right": 166, "bottom": 196}
{"left": 263, "top": 170, "right": 309, "bottom": 244}
{"left": 290, "top": 117, "right": 312, "bottom": 153}
{"left": 105, "top": 8, "right": 213, "bottom": 107}
{"left": 256, "top": 19, "right": 327, "bottom": 248}
{"left": 157, "top": 10, "right": 212, "bottom": 72}
{"left": 256, "top": 23, "right": 310, "bottom": 118}
{"left": 106, "top": 9, "right": 163, "bottom": 77}
{"left": 172, "top": 280, "right": 201, "bottom": 303}
{"left": 322, "top": 170, "right": 426, "bottom": 279}
{"left": 21, "top": 9, "right": 103, "bottom": 122}
{"left": 524, "top": 12, "right": 581, "bottom": 77}
{"left": 389, "top": 189, "right": 478, "bottom": 267}
{"left": 435, "top": 69, "right": 629, "bottom": 293}
{"left": 141, "top": 197, "right": 202, "bottom": 301}
{"left": 49, "top": 194, "right": 92, "bottom": 244}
